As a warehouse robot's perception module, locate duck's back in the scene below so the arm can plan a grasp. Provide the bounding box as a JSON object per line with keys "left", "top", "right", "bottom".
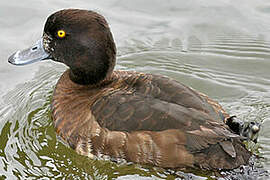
{"left": 52, "top": 70, "right": 251, "bottom": 170}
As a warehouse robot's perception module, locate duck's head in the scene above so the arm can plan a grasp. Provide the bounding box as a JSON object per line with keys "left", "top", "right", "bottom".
{"left": 8, "top": 9, "right": 116, "bottom": 85}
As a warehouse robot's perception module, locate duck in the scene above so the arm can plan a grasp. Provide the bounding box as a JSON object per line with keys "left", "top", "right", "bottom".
{"left": 8, "top": 9, "right": 260, "bottom": 170}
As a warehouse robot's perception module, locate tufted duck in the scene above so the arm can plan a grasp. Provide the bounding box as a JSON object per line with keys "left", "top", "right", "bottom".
{"left": 8, "top": 9, "right": 260, "bottom": 170}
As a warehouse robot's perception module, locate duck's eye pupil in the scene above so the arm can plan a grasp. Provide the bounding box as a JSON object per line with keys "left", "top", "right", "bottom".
{"left": 57, "top": 30, "right": 66, "bottom": 38}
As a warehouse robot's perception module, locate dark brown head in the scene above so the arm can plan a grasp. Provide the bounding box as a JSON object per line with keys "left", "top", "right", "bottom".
{"left": 8, "top": 9, "right": 117, "bottom": 85}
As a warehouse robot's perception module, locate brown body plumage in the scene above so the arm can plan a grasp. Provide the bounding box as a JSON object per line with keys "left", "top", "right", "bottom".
{"left": 52, "top": 70, "right": 250, "bottom": 169}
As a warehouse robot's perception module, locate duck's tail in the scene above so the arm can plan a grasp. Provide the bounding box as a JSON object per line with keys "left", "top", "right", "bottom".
{"left": 193, "top": 138, "right": 251, "bottom": 170}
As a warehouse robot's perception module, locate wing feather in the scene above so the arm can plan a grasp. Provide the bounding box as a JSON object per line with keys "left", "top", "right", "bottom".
{"left": 90, "top": 73, "right": 237, "bottom": 153}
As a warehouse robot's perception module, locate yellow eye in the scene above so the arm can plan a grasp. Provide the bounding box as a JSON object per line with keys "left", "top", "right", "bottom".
{"left": 57, "top": 30, "right": 66, "bottom": 38}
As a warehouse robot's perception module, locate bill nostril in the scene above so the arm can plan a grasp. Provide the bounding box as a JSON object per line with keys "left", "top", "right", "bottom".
{"left": 32, "top": 47, "right": 38, "bottom": 51}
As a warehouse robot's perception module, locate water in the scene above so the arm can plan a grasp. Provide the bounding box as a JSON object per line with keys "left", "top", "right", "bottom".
{"left": 0, "top": 0, "right": 270, "bottom": 179}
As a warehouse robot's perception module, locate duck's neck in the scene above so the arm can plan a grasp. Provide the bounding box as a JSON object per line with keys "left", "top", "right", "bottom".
{"left": 68, "top": 60, "right": 115, "bottom": 86}
{"left": 68, "top": 68, "right": 115, "bottom": 88}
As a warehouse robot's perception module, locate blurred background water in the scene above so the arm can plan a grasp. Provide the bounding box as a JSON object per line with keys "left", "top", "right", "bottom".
{"left": 1, "top": 0, "right": 270, "bottom": 179}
